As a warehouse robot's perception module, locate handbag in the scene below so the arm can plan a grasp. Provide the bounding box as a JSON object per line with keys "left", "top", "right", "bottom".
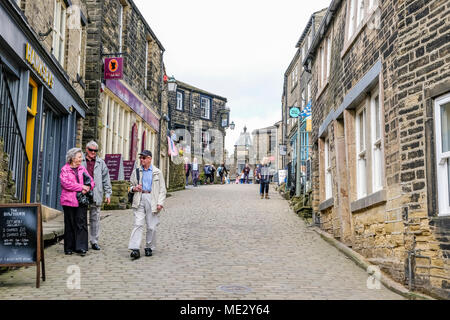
{"left": 128, "top": 168, "right": 140, "bottom": 204}
{"left": 77, "top": 172, "right": 94, "bottom": 207}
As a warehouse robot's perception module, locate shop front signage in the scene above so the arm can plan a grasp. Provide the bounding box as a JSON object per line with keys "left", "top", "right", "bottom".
{"left": 106, "top": 80, "right": 160, "bottom": 132}
{"left": 104, "top": 57, "right": 123, "bottom": 80}
{"left": 25, "top": 43, "right": 54, "bottom": 88}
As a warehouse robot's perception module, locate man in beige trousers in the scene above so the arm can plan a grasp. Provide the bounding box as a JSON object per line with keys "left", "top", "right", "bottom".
{"left": 128, "top": 150, "right": 166, "bottom": 260}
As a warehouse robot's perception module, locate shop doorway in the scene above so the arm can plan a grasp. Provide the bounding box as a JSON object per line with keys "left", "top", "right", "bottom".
{"left": 25, "top": 78, "right": 38, "bottom": 203}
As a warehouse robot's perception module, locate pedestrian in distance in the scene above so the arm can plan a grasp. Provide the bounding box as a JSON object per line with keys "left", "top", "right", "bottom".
{"left": 204, "top": 164, "right": 211, "bottom": 185}
{"left": 184, "top": 157, "right": 191, "bottom": 187}
{"left": 81, "top": 141, "right": 112, "bottom": 251}
{"left": 258, "top": 157, "right": 272, "bottom": 199}
{"left": 217, "top": 163, "right": 228, "bottom": 184}
{"left": 128, "top": 150, "right": 167, "bottom": 260}
{"left": 192, "top": 157, "right": 199, "bottom": 187}
{"left": 243, "top": 163, "right": 251, "bottom": 184}
{"left": 60, "top": 148, "right": 95, "bottom": 256}
{"left": 210, "top": 164, "right": 216, "bottom": 184}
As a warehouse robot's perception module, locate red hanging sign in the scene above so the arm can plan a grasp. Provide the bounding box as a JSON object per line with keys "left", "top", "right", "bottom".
{"left": 104, "top": 57, "right": 123, "bottom": 80}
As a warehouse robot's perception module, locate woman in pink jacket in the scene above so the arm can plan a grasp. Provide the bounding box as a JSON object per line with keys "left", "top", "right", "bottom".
{"left": 60, "top": 148, "right": 94, "bottom": 256}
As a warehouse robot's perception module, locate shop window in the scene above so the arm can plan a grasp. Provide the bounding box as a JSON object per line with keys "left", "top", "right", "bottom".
{"left": 52, "top": 0, "right": 67, "bottom": 66}
{"left": 356, "top": 106, "right": 367, "bottom": 199}
{"left": 435, "top": 93, "right": 450, "bottom": 216}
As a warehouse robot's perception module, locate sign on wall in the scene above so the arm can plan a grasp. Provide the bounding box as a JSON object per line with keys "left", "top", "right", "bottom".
{"left": 104, "top": 57, "right": 123, "bottom": 80}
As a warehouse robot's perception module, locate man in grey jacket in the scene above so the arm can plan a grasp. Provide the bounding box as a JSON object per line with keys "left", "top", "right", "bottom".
{"left": 128, "top": 150, "right": 166, "bottom": 260}
{"left": 82, "top": 141, "right": 112, "bottom": 251}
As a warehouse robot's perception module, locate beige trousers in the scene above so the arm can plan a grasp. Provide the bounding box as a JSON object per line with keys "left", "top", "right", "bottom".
{"left": 128, "top": 194, "right": 160, "bottom": 250}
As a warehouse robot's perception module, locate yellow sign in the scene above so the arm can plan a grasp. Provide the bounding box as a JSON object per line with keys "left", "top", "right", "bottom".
{"left": 25, "top": 43, "right": 54, "bottom": 89}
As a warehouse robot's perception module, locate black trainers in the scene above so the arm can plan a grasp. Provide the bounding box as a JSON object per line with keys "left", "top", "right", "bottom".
{"left": 145, "top": 248, "right": 153, "bottom": 257}
{"left": 91, "top": 243, "right": 100, "bottom": 250}
{"left": 130, "top": 249, "right": 140, "bottom": 260}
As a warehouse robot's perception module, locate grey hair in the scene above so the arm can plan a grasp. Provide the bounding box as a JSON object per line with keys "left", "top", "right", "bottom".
{"left": 86, "top": 140, "right": 99, "bottom": 149}
{"left": 66, "top": 148, "right": 82, "bottom": 164}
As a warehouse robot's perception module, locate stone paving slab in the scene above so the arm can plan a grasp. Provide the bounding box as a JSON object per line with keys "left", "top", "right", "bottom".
{"left": 0, "top": 184, "right": 404, "bottom": 300}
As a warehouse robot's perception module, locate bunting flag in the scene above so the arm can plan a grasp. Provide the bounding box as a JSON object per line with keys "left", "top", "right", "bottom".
{"left": 300, "top": 101, "right": 312, "bottom": 117}
{"left": 167, "top": 136, "right": 178, "bottom": 156}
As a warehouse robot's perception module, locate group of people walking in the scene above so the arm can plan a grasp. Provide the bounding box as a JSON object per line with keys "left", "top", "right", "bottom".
{"left": 59, "top": 142, "right": 166, "bottom": 260}
{"left": 184, "top": 158, "right": 230, "bottom": 186}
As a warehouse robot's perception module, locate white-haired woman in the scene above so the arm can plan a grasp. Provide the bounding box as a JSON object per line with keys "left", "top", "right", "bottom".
{"left": 60, "top": 148, "right": 95, "bottom": 256}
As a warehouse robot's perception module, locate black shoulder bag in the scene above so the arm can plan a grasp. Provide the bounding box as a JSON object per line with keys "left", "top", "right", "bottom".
{"left": 128, "top": 168, "right": 140, "bottom": 204}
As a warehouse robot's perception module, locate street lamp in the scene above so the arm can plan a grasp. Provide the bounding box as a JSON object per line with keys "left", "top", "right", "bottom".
{"left": 230, "top": 121, "right": 235, "bottom": 130}
{"left": 167, "top": 76, "right": 177, "bottom": 132}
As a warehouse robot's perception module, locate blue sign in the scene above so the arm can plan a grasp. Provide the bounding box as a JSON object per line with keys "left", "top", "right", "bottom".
{"left": 289, "top": 107, "right": 301, "bottom": 118}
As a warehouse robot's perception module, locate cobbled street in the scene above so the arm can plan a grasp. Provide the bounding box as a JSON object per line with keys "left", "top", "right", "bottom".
{"left": 0, "top": 184, "right": 403, "bottom": 300}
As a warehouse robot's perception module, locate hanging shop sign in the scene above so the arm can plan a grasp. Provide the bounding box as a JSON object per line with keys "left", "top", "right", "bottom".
{"left": 289, "top": 106, "right": 301, "bottom": 118}
{"left": 104, "top": 57, "right": 123, "bottom": 80}
{"left": 25, "top": 43, "right": 54, "bottom": 88}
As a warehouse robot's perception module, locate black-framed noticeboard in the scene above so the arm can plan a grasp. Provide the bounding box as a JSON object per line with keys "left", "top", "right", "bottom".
{"left": 0, "top": 203, "right": 45, "bottom": 288}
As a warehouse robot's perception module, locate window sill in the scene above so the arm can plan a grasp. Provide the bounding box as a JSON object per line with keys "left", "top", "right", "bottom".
{"left": 319, "top": 197, "right": 334, "bottom": 211}
{"left": 316, "top": 82, "right": 329, "bottom": 101}
{"left": 351, "top": 189, "right": 386, "bottom": 213}
{"left": 341, "top": 7, "right": 380, "bottom": 59}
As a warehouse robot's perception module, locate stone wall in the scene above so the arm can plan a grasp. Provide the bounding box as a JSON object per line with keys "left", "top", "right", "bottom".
{"left": 83, "top": 0, "right": 164, "bottom": 147}
{"left": 168, "top": 159, "right": 185, "bottom": 192}
{"left": 309, "top": 0, "right": 450, "bottom": 298}
{"left": 103, "top": 180, "right": 129, "bottom": 210}
{"left": 21, "top": 0, "right": 88, "bottom": 99}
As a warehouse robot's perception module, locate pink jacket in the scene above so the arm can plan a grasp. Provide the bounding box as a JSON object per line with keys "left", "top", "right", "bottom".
{"left": 60, "top": 164, "right": 95, "bottom": 207}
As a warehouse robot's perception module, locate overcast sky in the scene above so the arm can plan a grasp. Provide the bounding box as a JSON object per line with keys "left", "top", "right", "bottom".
{"left": 134, "top": 0, "right": 332, "bottom": 153}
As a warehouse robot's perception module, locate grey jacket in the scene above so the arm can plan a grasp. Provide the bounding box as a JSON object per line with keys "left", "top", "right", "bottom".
{"left": 130, "top": 165, "right": 166, "bottom": 212}
{"left": 82, "top": 155, "right": 112, "bottom": 206}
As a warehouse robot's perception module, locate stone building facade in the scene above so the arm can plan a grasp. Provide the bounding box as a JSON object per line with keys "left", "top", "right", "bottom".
{"left": 305, "top": 0, "right": 450, "bottom": 299}
{"left": 0, "top": 0, "right": 89, "bottom": 218}
{"left": 83, "top": 0, "right": 165, "bottom": 168}
{"left": 168, "top": 80, "right": 229, "bottom": 169}
{"left": 282, "top": 9, "right": 327, "bottom": 194}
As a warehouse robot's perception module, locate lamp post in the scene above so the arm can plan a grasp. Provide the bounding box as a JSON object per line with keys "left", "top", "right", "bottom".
{"left": 167, "top": 76, "right": 177, "bottom": 133}
{"left": 230, "top": 121, "right": 235, "bottom": 130}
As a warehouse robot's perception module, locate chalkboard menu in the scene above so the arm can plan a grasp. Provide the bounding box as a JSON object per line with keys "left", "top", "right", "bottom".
{"left": 0, "top": 204, "right": 45, "bottom": 288}
{"left": 123, "top": 160, "right": 135, "bottom": 181}
{"left": 105, "top": 154, "right": 124, "bottom": 180}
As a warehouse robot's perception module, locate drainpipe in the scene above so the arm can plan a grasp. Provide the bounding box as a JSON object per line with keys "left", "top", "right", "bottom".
{"left": 157, "top": 49, "right": 164, "bottom": 167}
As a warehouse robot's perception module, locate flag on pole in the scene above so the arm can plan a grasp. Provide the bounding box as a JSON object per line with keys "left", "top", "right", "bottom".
{"left": 167, "top": 136, "right": 178, "bottom": 156}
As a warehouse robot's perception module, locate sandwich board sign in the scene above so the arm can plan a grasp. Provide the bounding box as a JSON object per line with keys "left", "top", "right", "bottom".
{"left": 0, "top": 203, "right": 45, "bottom": 288}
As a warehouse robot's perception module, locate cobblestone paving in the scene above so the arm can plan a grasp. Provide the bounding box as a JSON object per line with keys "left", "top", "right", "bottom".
{"left": 0, "top": 184, "right": 403, "bottom": 299}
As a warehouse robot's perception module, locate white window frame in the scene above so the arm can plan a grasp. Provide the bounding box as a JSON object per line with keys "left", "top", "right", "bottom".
{"left": 435, "top": 93, "right": 450, "bottom": 216}
{"left": 176, "top": 91, "right": 183, "bottom": 111}
{"left": 370, "top": 86, "right": 383, "bottom": 192}
{"left": 325, "top": 139, "right": 332, "bottom": 200}
{"left": 202, "top": 131, "right": 210, "bottom": 149}
{"left": 52, "top": 0, "right": 67, "bottom": 66}
{"left": 201, "top": 96, "right": 211, "bottom": 120}
{"left": 356, "top": 106, "right": 367, "bottom": 199}
{"left": 307, "top": 81, "right": 311, "bottom": 102}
